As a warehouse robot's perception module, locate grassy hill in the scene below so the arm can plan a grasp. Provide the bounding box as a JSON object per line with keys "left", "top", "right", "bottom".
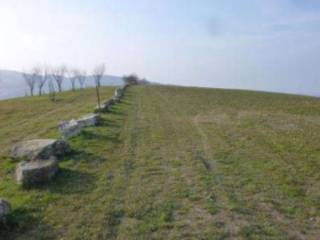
{"left": 0, "top": 86, "right": 319, "bottom": 239}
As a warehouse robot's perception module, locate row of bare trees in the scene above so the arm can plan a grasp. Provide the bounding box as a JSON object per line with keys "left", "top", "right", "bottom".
{"left": 23, "top": 64, "right": 106, "bottom": 107}
{"left": 23, "top": 65, "right": 104, "bottom": 97}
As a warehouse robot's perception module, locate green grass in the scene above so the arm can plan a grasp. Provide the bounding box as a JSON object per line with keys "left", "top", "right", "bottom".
{"left": 0, "top": 87, "right": 115, "bottom": 154}
{"left": 0, "top": 85, "right": 320, "bottom": 239}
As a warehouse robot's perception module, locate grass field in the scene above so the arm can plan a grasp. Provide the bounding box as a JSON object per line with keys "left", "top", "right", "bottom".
{"left": 0, "top": 85, "right": 320, "bottom": 239}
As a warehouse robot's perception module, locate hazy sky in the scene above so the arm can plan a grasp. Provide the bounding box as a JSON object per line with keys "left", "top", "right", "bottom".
{"left": 0, "top": 0, "right": 319, "bottom": 95}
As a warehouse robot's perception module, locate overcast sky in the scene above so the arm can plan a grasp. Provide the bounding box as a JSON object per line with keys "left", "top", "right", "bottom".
{"left": 0, "top": 0, "right": 319, "bottom": 95}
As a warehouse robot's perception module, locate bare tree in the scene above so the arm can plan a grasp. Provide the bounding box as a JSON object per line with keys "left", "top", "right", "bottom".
{"left": 36, "top": 67, "right": 50, "bottom": 96}
{"left": 52, "top": 65, "right": 67, "bottom": 92}
{"left": 69, "top": 70, "right": 77, "bottom": 91}
{"left": 77, "top": 70, "right": 87, "bottom": 89}
{"left": 48, "top": 79, "right": 56, "bottom": 101}
{"left": 92, "top": 64, "right": 105, "bottom": 109}
{"left": 23, "top": 68, "right": 39, "bottom": 96}
{"left": 71, "top": 69, "right": 86, "bottom": 90}
{"left": 23, "top": 73, "right": 34, "bottom": 96}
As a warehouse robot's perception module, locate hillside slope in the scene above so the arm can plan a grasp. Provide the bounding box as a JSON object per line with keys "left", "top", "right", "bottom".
{"left": 0, "top": 87, "right": 115, "bottom": 154}
{"left": 0, "top": 86, "right": 320, "bottom": 239}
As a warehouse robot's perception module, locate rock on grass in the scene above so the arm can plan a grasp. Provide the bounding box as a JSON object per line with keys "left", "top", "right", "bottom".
{"left": 16, "top": 157, "right": 59, "bottom": 186}
{"left": 11, "top": 139, "right": 70, "bottom": 161}
{"left": 0, "top": 199, "right": 11, "bottom": 220}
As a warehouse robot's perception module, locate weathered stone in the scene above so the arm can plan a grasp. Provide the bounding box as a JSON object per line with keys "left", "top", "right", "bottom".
{"left": 103, "top": 99, "right": 115, "bottom": 111}
{"left": 94, "top": 105, "right": 103, "bottom": 113}
{"left": 16, "top": 157, "right": 59, "bottom": 186}
{"left": 59, "top": 119, "right": 82, "bottom": 139}
{"left": 11, "top": 139, "right": 71, "bottom": 161}
{"left": 115, "top": 88, "right": 123, "bottom": 98}
{"left": 0, "top": 199, "right": 11, "bottom": 219}
{"left": 77, "top": 114, "right": 99, "bottom": 128}
{"left": 94, "top": 85, "right": 128, "bottom": 113}
{"left": 105, "top": 98, "right": 115, "bottom": 106}
{"left": 60, "top": 114, "right": 100, "bottom": 138}
{"left": 95, "top": 99, "right": 115, "bottom": 113}
{"left": 97, "top": 105, "right": 107, "bottom": 113}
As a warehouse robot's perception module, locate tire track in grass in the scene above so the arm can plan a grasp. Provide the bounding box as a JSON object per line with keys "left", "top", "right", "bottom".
{"left": 154, "top": 88, "right": 252, "bottom": 237}
{"left": 91, "top": 88, "right": 144, "bottom": 240}
{"left": 193, "top": 114, "right": 215, "bottom": 171}
{"left": 150, "top": 87, "right": 220, "bottom": 238}
{"left": 97, "top": 86, "right": 205, "bottom": 238}
{"left": 191, "top": 101, "right": 313, "bottom": 239}
{"left": 116, "top": 87, "right": 182, "bottom": 239}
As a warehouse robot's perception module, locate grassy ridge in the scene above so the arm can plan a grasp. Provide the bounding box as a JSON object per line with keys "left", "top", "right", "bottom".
{"left": 0, "top": 87, "right": 115, "bottom": 239}
{"left": 0, "top": 87, "right": 115, "bottom": 154}
{"left": 0, "top": 85, "right": 320, "bottom": 239}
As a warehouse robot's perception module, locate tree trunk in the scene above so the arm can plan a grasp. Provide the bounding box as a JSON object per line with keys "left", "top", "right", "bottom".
{"left": 96, "top": 85, "right": 101, "bottom": 109}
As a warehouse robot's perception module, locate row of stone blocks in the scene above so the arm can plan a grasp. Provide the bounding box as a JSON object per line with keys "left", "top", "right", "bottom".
{"left": 95, "top": 85, "right": 128, "bottom": 113}
{"left": 0, "top": 139, "right": 71, "bottom": 220}
{"left": 59, "top": 114, "right": 100, "bottom": 139}
{"left": 2, "top": 111, "right": 101, "bottom": 218}
{"left": 15, "top": 112, "right": 102, "bottom": 187}
{"left": 1, "top": 85, "right": 129, "bottom": 220}
{"left": 11, "top": 139, "right": 71, "bottom": 186}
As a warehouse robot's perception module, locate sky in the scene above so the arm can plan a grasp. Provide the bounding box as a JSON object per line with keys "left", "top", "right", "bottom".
{"left": 0, "top": 0, "right": 320, "bottom": 95}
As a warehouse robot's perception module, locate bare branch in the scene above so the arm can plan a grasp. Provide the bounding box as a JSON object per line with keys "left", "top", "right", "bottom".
{"left": 23, "top": 72, "right": 36, "bottom": 96}
{"left": 36, "top": 66, "right": 50, "bottom": 96}
{"left": 52, "top": 65, "right": 67, "bottom": 92}
{"left": 48, "top": 79, "right": 56, "bottom": 101}
{"left": 78, "top": 71, "right": 87, "bottom": 89}
{"left": 93, "top": 64, "right": 105, "bottom": 88}
{"left": 92, "top": 64, "right": 106, "bottom": 109}
{"left": 23, "top": 67, "right": 42, "bottom": 96}
{"left": 67, "top": 69, "right": 79, "bottom": 91}
{"left": 71, "top": 69, "right": 87, "bottom": 89}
